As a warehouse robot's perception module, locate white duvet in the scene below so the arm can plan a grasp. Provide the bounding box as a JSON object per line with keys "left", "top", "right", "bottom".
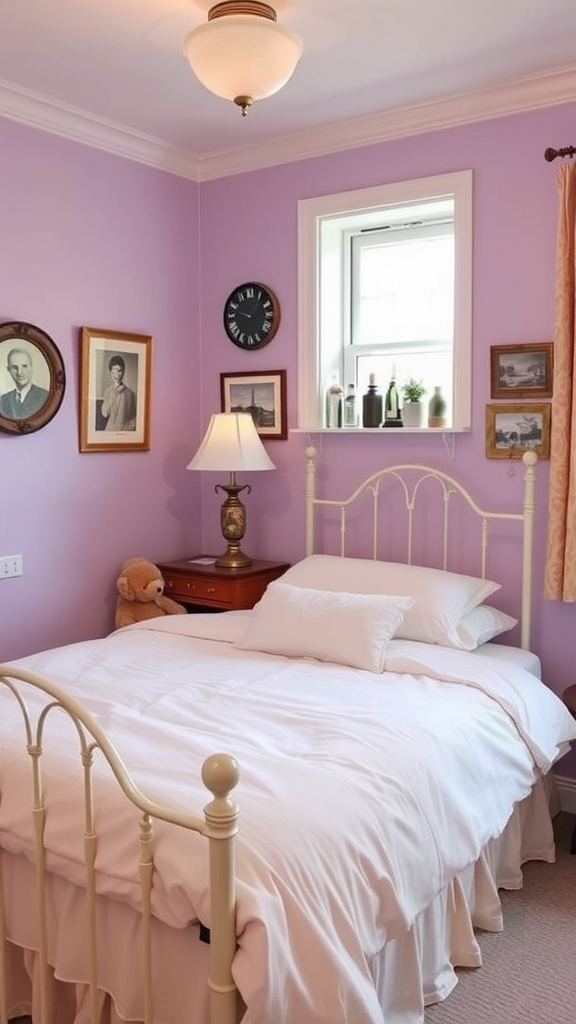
{"left": 1, "top": 613, "right": 575, "bottom": 1024}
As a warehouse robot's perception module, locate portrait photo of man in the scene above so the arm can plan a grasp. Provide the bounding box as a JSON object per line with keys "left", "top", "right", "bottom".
{"left": 0, "top": 344, "right": 50, "bottom": 420}
{"left": 79, "top": 327, "right": 150, "bottom": 451}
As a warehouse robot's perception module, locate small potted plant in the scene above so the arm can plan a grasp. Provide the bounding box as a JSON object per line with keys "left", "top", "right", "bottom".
{"left": 400, "top": 378, "right": 426, "bottom": 427}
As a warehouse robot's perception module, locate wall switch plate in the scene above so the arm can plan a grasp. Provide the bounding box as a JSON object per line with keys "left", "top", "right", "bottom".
{"left": 0, "top": 554, "right": 23, "bottom": 578}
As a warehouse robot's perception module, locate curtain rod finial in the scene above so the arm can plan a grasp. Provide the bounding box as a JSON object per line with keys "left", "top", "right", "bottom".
{"left": 544, "top": 145, "right": 576, "bottom": 162}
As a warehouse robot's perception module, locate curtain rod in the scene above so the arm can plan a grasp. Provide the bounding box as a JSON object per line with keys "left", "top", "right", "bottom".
{"left": 544, "top": 146, "right": 576, "bottom": 162}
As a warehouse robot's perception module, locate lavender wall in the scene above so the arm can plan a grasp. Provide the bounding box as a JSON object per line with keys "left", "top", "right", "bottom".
{"left": 196, "top": 102, "right": 576, "bottom": 776}
{"left": 0, "top": 119, "right": 202, "bottom": 660}
{"left": 1, "top": 100, "right": 574, "bottom": 775}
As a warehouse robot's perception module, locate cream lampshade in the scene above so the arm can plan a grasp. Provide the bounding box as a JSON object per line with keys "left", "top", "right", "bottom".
{"left": 187, "top": 412, "right": 276, "bottom": 568}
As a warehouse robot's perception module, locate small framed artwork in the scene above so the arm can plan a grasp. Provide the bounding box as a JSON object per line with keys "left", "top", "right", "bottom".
{"left": 0, "top": 320, "right": 66, "bottom": 435}
{"left": 490, "top": 342, "right": 553, "bottom": 399}
{"left": 485, "top": 403, "right": 551, "bottom": 460}
{"left": 220, "top": 369, "right": 287, "bottom": 440}
{"left": 79, "top": 327, "right": 152, "bottom": 452}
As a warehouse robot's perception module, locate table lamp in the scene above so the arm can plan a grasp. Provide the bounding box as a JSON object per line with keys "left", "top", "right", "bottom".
{"left": 187, "top": 412, "right": 276, "bottom": 568}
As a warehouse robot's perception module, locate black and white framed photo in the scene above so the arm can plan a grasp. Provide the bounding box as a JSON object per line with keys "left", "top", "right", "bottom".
{"left": 490, "top": 342, "right": 553, "bottom": 399}
{"left": 485, "top": 403, "right": 551, "bottom": 459}
{"left": 79, "top": 327, "right": 152, "bottom": 452}
{"left": 0, "top": 321, "right": 65, "bottom": 435}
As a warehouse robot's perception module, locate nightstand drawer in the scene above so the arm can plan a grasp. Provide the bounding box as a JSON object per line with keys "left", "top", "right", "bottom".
{"left": 163, "top": 573, "right": 231, "bottom": 607}
{"left": 157, "top": 557, "right": 291, "bottom": 613}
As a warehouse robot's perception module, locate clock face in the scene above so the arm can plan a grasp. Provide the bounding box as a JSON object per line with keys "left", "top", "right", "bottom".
{"left": 223, "top": 282, "right": 280, "bottom": 350}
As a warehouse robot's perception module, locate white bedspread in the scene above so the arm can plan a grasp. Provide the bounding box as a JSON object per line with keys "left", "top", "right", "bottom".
{"left": 1, "top": 613, "right": 575, "bottom": 1024}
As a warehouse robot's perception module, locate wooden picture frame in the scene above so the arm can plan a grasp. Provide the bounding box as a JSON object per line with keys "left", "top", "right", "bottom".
{"left": 490, "top": 342, "right": 553, "bottom": 399}
{"left": 220, "top": 370, "right": 287, "bottom": 440}
{"left": 485, "top": 403, "right": 551, "bottom": 460}
{"left": 0, "top": 321, "right": 66, "bottom": 435}
{"left": 79, "top": 327, "right": 152, "bottom": 452}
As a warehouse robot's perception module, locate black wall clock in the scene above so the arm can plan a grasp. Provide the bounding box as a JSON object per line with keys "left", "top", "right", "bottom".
{"left": 223, "top": 282, "right": 280, "bottom": 350}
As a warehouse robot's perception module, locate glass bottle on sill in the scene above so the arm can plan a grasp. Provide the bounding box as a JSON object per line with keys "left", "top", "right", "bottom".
{"left": 344, "top": 384, "right": 357, "bottom": 427}
{"left": 383, "top": 371, "right": 402, "bottom": 428}
{"left": 325, "top": 370, "right": 344, "bottom": 428}
{"left": 428, "top": 386, "right": 447, "bottom": 428}
{"left": 362, "top": 374, "right": 383, "bottom": 428}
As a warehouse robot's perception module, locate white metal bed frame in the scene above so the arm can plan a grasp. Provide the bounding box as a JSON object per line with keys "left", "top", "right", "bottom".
{"left": 0, "top": 447, "right": 539, "bottom": 1024}
{"left": 305, "top": 446, "right": 538, "bottom": 650}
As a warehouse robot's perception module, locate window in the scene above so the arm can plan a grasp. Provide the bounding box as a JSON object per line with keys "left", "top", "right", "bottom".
{"left": 297, "top": 171, "right": 473, "bottom": 431}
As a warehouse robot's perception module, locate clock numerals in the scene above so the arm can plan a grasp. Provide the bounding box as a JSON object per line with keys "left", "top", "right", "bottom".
{"left": 228, "top": 322, "right": 259, "bottom": 346}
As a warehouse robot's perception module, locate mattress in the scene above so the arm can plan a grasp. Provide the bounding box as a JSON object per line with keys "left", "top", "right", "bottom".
{"left": 472, "top": 641, "right": 542, "bottom": 676}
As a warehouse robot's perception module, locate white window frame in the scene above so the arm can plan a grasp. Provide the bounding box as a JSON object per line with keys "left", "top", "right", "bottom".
{"left": 297, "top": 171, "right": 473, "bottom": 431}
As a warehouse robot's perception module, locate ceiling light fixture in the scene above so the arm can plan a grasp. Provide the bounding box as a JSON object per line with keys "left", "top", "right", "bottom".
{"left": 183, "top": 1, "right": 303, "bottom": 117}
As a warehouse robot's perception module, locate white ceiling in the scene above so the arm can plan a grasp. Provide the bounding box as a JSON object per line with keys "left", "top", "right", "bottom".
{"left": 1, "top": 0, "right": 576, "bottom": 180}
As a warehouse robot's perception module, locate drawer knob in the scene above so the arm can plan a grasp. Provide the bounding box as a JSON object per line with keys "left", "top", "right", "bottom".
{"left": 206, "top": 586, "right": 215, "bottom": 594}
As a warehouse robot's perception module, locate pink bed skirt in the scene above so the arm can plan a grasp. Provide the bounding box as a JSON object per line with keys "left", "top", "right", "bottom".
{"left": 2, "top": 775, "right": 555, "bottom": 1024}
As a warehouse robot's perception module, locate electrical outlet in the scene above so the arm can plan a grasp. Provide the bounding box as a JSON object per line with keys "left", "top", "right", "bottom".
{"left": 0, "top": 554, "right": 23, "bottom": 578}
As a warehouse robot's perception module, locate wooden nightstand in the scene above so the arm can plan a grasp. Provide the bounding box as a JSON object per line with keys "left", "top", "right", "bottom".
{"left": 157, "top": 556, "right": 290, "bottom": 612}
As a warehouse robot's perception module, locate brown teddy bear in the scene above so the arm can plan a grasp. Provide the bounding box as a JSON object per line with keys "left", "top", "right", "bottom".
{"left": 115, "top": 557, "right": 187, "bottom": 629}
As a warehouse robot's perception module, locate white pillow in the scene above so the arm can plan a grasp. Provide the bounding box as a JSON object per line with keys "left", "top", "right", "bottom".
{"left": 279, "top": 555, "right": 500, "bottom": 647}
{"left": 444, "top": 604, "right": 518, "bottom": 651}
{"left": 236, "top": 582, "right": 414, "bottom": 673}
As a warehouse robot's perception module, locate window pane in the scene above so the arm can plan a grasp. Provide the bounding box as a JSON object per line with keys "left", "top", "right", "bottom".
{"left": 355, "top": 235, "right": 454, "bottom": 347}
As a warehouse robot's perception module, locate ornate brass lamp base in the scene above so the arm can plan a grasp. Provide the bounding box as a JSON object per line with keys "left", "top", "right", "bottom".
{"left": 214, "top": 478, "right": 253, "bottom": 568}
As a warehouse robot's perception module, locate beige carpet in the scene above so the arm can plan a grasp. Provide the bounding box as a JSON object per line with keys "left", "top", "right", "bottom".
{"left": 425, "top": 811, "right": 576, "bottom": 1024}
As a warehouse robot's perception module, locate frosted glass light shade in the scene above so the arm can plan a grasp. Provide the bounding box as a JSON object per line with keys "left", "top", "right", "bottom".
{"left": 187, "top": 413, "right": 276, "bottom": 472}
{"left": 183, "top": 3, "right": 302, "bottom": 110}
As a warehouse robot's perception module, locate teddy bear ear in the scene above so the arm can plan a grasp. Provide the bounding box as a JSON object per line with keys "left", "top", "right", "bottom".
{"left": 117, "top": 575, "right": 135, "bottom": 600}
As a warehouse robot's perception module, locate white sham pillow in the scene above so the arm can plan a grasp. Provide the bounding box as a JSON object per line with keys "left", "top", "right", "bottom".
{"left": 444, "top": 604, "right": 518, "bottom": 651}
{"left": 236, "top": 582, "right": 414, "bottom": 673}
{"left": 279, "top": 555, "right": 500, "bottom": 647}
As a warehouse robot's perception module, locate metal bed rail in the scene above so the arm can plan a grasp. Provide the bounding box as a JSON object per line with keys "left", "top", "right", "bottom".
{"left": 0, "top": 667, "right": 239, "bottom": 1024}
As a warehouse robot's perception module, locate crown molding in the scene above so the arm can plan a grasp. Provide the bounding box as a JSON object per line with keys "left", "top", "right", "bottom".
{"left": 1, "top": 65, "right": 576, "bottom": 183}
{"left": 0, "top": 78, "right": 201, "bottom": 180}
{"left": 198, "top": 64, "right": 576, "bottom": 180}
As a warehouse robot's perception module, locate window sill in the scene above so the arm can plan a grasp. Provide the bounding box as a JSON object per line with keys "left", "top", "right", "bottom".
{"left": 291, "top": 427, "right": 470, "bottom": 435}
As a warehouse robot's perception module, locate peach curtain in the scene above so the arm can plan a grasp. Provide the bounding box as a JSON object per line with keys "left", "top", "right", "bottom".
{"left": 544, "top": 163, "right": 576, "bottom": 600}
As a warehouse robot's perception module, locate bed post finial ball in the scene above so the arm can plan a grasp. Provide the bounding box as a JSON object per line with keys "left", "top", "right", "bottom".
{"left": 202, "top": 752, "right": 240, "bottom": 797}
{"left": 522, "top": 450, "right": 538, "bottom": 467}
